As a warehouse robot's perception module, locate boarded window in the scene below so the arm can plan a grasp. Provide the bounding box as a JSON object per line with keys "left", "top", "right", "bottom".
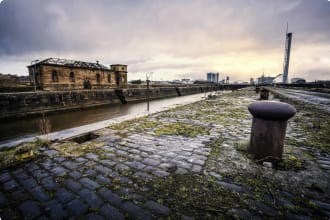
{"left": 96, "top": 73, "right": 101, "bottom": 84}
{"left": 70, "top": 72, "right": 75, "bottom": 82}
{"left": 52, "top": 71, "right": 58, "bottom": 82}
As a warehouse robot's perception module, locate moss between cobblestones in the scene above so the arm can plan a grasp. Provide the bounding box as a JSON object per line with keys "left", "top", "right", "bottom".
{"left": 205, "top": 136, "right": 225, "bottom": 162}
{"left": 227, "top": 173, "right": 321, "bottom": 215}
{"left": 154, "top": 122, "right": 210, "bottom": 137}
{"left": 276, "top": 154, "right": 305, "bottom": 170}
{"left": 273, "top": 94, "right": 330, "bottom": 153}
{"left": 0, "top": 139, "right": 46, "bottom": 169}
{"left": 234, "top": 141, "right": 252, "bottom": 158}
{"left": 145, "top": 173, "right": 245, "bottom": 219}
{"left": 234, "top": 141, "right": 306, "bottom": 171}
{"left": 51, "top": 141, "right": 105, "bottom": 157}
{"left": 110, "top": 117, "right": 163, "bottom": 136}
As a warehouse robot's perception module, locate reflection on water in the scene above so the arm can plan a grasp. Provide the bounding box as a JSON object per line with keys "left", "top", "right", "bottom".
{"left": 0, "top": 93, "right": 210, "bottom": 143}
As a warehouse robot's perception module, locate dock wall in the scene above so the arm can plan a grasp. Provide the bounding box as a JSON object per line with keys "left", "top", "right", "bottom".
{"left": 0, "top": 85, "right": 221, "bottom": 119}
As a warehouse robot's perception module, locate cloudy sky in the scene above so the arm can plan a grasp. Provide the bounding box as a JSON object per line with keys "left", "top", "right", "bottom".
{"left": 0, "top": 0, "right": 329, "bottom": 82}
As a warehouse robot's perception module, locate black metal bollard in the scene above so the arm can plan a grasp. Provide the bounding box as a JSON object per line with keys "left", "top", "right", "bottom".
{"left": 255, "top": 86, "right": 260, "bottom": 94}
{"left": 260, "top": 88, "right": 269, "bottom": 100}
{"left": 248, "top": 101, "right": 296, "bottom": 160}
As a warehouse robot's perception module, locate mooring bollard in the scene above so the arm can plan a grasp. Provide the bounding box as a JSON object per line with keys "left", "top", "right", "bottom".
{"left": 260, "top": 88, "right": 269, "bottom": 100}
{"left": 248, "top": 101, "right": 296, "bottom": 160}
{"left": 255, "top": 86, "right": 260, "bottom": 94}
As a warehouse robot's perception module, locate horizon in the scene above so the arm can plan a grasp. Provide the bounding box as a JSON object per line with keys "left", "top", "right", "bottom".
{"left": 0, "top": 0, "right": 329, "bottom": 82}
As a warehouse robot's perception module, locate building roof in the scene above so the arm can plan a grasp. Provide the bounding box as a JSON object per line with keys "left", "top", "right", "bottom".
{"left": 28, "top": 58, "right": 110, "bottom": 71}
{"left": 111, "top": 64, "right": 127, "bottom": 66}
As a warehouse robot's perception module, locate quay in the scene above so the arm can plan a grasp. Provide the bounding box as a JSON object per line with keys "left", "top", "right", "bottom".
{"left": 0, "top": 87, "right": 329, "bottom": 219}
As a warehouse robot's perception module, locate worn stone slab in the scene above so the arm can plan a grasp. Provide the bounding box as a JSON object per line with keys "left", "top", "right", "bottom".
{"left": 79, "top": 188, "right": 103, "bottom": 209}
{"left": 94, "top": 165, "right": 112, "bottom": 175}
{"left": 3, "top": 179, "right": 19, "bottom": 191}
{"left": 41, "top": 176, "right": 60, "bottom": 191}
{"left": 85, "top": 152, "right": 99, "bottom": 161}
{"left": 79, "top": 177, "right": 100, "bottom": 190}
{"left": 21, "top": 178, "right": 38, "bottom": 190}
{"left": 144, "top": 201, "right": 171, "bottom": 216}
{"left": 51, "top": 166, "right": 67, "bottom": 177}
{"left": 100, "top": 204, "right": 125, "bottom": 220}
{"left": 19, "top": 200, "right": 41, "bottom": 219}
{"left": 0, "top": 172, "right": 12, "bottom": 183}
{"left": 67, "top": 199, "right": 88, "bottom": 216}
{"left": 55, "top": 188, "right": 75, "bottom": 203}
{"left": 12, "top": 189, "right": 30, "bottom": 202}
{"left": 30, "top": 186, "right": 50, "bottom": 202}
{"left": 218, "top": 181, "right": 247, "bottom": 194}
{"left": 247, "top": 199, "right": 279, "bottom": 217}
{"left": 121, "top": 201, "right": 152, "bottom": 220}
{"left": 96, "top": 175, "right": 111, "bottom": 185}
{"left": 44, "top": 199, "right": 67, "bottom": 219}
{"left": 0, "top": 192, "right": 7, "bottom": 208}
{"left": 63, "top": 179, "right": 82, "bottom": 193}
{"left": 97, "top": 187, "right": 123, "bottom": 207}
{"left": 142, "top": 158, "right": 161, "bottom": 166}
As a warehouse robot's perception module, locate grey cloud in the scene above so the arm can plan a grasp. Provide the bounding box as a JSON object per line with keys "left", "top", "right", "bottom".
{"left": 1, "top": 0, "right": 329, "bottom": 56}
{"left": 0, "top": 0, "right": 329, "bottom": 81}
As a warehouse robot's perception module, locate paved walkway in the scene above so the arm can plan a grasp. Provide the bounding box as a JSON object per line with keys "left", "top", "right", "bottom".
{"left": 0, "top": 88, "right": 329, "bottom": 219}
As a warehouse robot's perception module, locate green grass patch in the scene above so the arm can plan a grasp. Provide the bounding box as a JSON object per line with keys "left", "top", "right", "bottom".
{"left": 155, "top": 122, "right": 209, "bottom": 137}
{"left": 276, "top": 154, "right": 305, "bottom": 171}
{"left": 145, "top": 173, "right": 244, "bottom": 219}
{"left": 0, "top": 139, "right": 47, "bottom": 169}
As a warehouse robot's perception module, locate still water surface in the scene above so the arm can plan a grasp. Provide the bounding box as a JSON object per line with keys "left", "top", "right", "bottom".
{"left": 0, "top": 93, "right": 212, "bottom": 143}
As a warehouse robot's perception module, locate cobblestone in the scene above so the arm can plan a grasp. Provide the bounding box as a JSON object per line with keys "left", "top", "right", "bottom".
{"left": 30, "top": 186, "right": 50, "bottom": 202}
{"left": 67, "top": 199, "right": 88, "bottom": 216}
{"left": 1, "top": 88, "right": 329, "bottom": 219}
{"left": 63, "top": 179, "right": 81, "bottom": 193}
{"left": 121, "top": 201, "right": 152, "bottom": 220}
{"left": 79, "top": 177, "right": 100, "bottom": 190}
{"left": 79, "top": 188, "right": 103, "bottom": 209}
{"left": 97, "top": 187, "right": 123, "bottom": 206}
{"left": 41, "top": 176, "right": 60, "bottom": 190}
{"left": 100, "top": 204, "right": 125, "bottom": 220}
{"left": 19, "top": 200, "right": 41, "bottom": 219}
{"left": 44, "top": 199, "right": 67, "bottom": 219}
{"left": 3, "top": 179, "right": 19, "bottom": 190}
{"left": 55, "top": 188, "right": 75, "bottom": 203}
{"left": 144, "top": 200, "right": 171, "bottom": 216}
{"left": 0, "top": 192, "right": 7, "bottom": 207}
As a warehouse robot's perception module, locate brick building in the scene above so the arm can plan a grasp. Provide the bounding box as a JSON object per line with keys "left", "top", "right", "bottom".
{"left": 27, "top": 58, "right": 127, "bottom": 90}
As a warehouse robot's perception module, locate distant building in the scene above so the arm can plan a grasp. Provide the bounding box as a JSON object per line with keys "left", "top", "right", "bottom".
{"left": 0, "top": 73, "right": 19, "bottom": 87}
{"left": 257, "top": 73, "right": 276, "bottom": 85}
{"left": 181, "top": 78, "right": 194, "bottom": 84}
{"left": 18, "top": 75, "right": 30, "bottom": 84}
{"left": 291, "top": 78, "right": 306, "bottom": 84}
{"left": 206, "top": 72, "right": 219, "bottom": 83}
{"left": 314, "top": 80, "right": 330, "bottom": 86}
{"left": 27, "top": 58, "right": 127, "bottom": 91}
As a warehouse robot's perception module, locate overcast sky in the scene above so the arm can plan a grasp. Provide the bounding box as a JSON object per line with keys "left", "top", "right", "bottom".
{"left": 0, "top": 0, "right": 329, "bottom": 81}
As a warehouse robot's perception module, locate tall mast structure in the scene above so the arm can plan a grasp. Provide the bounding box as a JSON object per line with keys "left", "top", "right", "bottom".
{"left": 282, "top": 23, "right": 293, "bottom": 84}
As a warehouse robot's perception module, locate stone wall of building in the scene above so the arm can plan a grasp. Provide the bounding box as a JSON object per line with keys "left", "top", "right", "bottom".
{"left": 36, "top": 66, "right": 116, "bottom": 90}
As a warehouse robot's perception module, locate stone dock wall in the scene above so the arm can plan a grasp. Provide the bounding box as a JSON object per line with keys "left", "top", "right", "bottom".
{"left": 0, "top": 85, "right": 219, "bottom": 119}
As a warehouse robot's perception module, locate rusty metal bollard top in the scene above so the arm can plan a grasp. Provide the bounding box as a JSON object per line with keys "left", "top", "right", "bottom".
{"left": 248, "top": 101, "right": 296, "bottom": 121}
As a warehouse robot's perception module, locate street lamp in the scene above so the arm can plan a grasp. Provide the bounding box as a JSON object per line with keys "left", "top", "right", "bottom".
{"left": 31, "top": 59, "right": 39, "bottom": 92}
{"left": 146, "top": 72, "right": 153, "bottom": 111}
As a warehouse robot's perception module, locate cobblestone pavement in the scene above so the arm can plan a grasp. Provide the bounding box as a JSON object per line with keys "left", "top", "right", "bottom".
{"left": 0, "top": 88, "right": 330, "bottom": 219}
